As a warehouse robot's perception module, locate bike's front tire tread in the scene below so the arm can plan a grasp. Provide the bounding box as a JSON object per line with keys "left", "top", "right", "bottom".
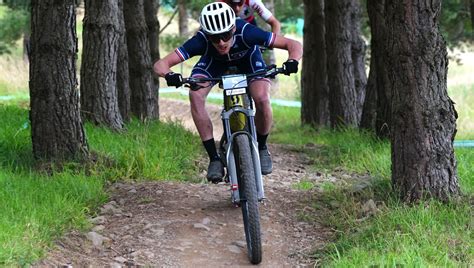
{"left": 235, "top": 134, "right": 262, "bottom": 264}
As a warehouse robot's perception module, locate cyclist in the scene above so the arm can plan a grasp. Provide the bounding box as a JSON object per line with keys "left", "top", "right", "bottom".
{"left": 220, "top": 0, "right": 281, "bottom": 35}
{"left": 154, "top": 2, "right": 301, "bottom": 183}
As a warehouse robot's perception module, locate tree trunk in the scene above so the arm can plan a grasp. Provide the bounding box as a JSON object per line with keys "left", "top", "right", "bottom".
{"left": 29, "top": 0, "right": 88, "bottom": 161}
{"left": 360, "top": 0, "right": 391, "bottom": 137}
{"left": 80, "top": 0, "right": 124, "bottom": 131}
{"left": 144, "top": 0, "right": 160, "bottom": 63}
{"left": 373, "top": 1, "right": 392, "bottom": 138}
{"left": 301, "top": 0, "right": 329, "bottom": 127}
{"left": 471, "top": 0, "right": 474, "bottom": 29}
{"left": 385, "top": 0, "right": 459, "bottom": 202}
{"left": 144, "top": 0, "right": 160, "bottom": 119}
{"left": 350, "top": 0, "right": 367, "bottom": 122}
{"left": 263, "top": 0, "right": 276, "bottom": 66}
{"left": 325, "top": 0, "right": 359, "bottom": 127}
{"left": 123, "top": 0, "right": 159, "bottom": 120}
{"left": 177, "top": 0, "right": 188, "bottom": 36}
{"left": 117, "top": 0, "right": 131, "bottom": 122}
{"left": 360, "top": 52, "right": 377, "bottom": 130}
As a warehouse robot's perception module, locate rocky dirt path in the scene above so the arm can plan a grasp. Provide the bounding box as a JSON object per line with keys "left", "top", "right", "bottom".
{"left": 36, "top": 99, "right": 333, "bottom": 267}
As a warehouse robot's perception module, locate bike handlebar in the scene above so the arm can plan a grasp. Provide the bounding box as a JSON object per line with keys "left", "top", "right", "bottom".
{"left": 182, "top": 65, "right": 285, "bottom": 91}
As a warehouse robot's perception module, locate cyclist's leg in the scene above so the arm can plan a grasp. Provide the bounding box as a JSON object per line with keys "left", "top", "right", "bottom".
{"left": 237, "top": 46, "right": 273, "bottom": 136}
{"left": 237, "top": 47, "right": 273, "bottom": 174}
{"left": 190, "top": 56, "right": 227, "bottom": 181}
{"left": 189, "top": 56, "right": 226, "bottom": 142}
{"left": 249, "top": 80, "right": 272, "bottom": 135}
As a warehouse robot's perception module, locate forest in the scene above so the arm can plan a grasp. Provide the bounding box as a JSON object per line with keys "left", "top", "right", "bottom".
{"left": 0, "top": 0, "right": 473, "bottom": 266}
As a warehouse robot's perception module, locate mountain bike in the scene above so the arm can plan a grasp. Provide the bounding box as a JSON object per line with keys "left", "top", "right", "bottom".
{"left": 182, "top": 65, "right": 285, "bottom": 265}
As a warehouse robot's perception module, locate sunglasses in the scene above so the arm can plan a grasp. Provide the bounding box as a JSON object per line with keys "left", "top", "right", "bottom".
{"left": 207, "top": 29, "right": 234, "bottom": 43}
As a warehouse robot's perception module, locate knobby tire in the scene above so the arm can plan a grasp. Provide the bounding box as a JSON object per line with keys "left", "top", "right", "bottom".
{"left": 235, "top": 134, "right": 262, "bottom": 264}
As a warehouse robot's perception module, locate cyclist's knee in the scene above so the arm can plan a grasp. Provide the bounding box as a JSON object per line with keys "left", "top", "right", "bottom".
{"left": 254, "top": 97, "right": 271, "bottom": 109}
{"left": 250, "top": 84, "right": 271, "bottom": 105}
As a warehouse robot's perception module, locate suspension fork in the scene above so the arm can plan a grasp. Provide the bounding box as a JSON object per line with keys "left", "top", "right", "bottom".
{"left": 222, "top": 110, "right": 265, "bottom": 203}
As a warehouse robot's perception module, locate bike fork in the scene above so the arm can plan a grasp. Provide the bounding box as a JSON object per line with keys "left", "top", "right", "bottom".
{"left": 225, "top": 133, "right": 266, "bottom": 204}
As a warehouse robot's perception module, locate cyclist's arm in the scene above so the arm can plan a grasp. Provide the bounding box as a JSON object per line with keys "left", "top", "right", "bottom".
{"left": 153, "top": 31, "right": 207, "bottom": 77}
{"left": 153, "top": 52, "right": 182, "bottom": 77}
{"left": 266, "top": 16, "right": 281, "bottom": 35}
{"left": 272, "top": 35, "right": 302, "bottom": 61}
{"left": 250, "top": 0, "right": 280, "bottom": 34}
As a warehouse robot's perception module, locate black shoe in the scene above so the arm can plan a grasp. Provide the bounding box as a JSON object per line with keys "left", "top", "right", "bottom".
{"left": 207, "top": 160, "right": 224, "bottom": 183}
{"left": 259, "top": 149, "right": 273, "bottom": 175}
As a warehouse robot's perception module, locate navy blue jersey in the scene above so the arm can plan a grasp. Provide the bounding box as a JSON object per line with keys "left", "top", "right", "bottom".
{"left": 175, "top": 19, "right": 276, "bottom": 63}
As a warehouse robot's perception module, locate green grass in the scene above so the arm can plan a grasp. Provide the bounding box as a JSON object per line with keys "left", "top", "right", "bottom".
{"left": 272, "top": 106, "right": 391, "bottom": 178}
{"left": 0, "top": 104, "right": 203, "bottom": 265}
{"left": 0, "top": 105, "right": 106, "bottom": 265}
{"left": 0, "top": 171, "right": 106, "bottom": 266}
{"left": 270, "top": 105, "right": 473, "bottom": 267}
{"left": 309, "top": 178, "right": 473, "bottom": 267}
{"left": 85, "top": 119, "right": 202, "bottom": 182}
{"left": 456, "top": 148, "right": 474, "bottom": 194}
{"left": 317, "top": 189, "right": 472, "bottom": 267}
{"left": 448, "top": 84, "right": 474, "bottom": 139}
{"left": 292, "top": 180, "right": 315, "bottom": 191}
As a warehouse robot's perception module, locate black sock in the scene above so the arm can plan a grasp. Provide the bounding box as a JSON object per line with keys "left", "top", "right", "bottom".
{"left": 257, "top": 132, "right": 268, "bottom": 150}
{"left": 203, "top": 138, "right": 220, "bottom": 161}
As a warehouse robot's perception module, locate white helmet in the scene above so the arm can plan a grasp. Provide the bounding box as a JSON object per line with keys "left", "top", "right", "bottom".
{"left": 199, "top": 2, "right": 236, "bottom": 35}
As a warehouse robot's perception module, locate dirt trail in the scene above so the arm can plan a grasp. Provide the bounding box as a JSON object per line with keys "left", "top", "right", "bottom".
{"left": 36, "top": 99, "right": 332, "bottom": 267}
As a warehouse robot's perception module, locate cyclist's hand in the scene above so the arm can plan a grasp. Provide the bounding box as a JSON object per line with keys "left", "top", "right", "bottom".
{"left": 282, "top": 59, "right": 299, "bottom": 75}
{"left": 165, "top": 72, "right": 183, "bottom": 88}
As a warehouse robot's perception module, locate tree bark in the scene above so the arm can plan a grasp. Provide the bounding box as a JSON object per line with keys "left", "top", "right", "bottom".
{"left": 144, "top": 0, "right": 160, "bottom": 63}
{"left": 80, "top": 0, "right": 124, "bottom": 131}
{"left": 144, "top": 0, "right": 160, "bottom": 119}
{"left": 360, "top": 0, "right": 391, "bottom": 137}
{"left": 124, "top": 0, "right": 159, "bottom": 120}
{"left": 29, "top": 0, "right": 88, "bottom": 161}
{"left": 350, "top": 0, "right": 367, "bottom": 122}
{"left": 471, "top": 0, "right": 474, "bottom": 29}
{"left": 385, "top": 0, "right": 459, "bottom": 202}
{"left": 360, "top": 52, "right": 377, "bottom": 130}
{"left": 117, "top": 0, "right": 131, "bottom": 122}
{"left": 301, "top": 0, "right": 329, "bottom": 127}
{"left": 326, "top": 0, "right": 359, "bottom": 127}
{"left": 263, "top": 0, "right": 276, "bottom": 66}
{"left": 177, "top": 0, "right": 188, "bottom": 36}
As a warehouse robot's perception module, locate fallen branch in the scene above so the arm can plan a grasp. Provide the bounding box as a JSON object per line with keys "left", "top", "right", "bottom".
{"left": 159, "top": 8, "right": 179, "bottom": 34}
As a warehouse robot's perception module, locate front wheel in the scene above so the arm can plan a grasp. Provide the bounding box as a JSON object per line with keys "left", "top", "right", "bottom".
{"left": 234, "top": 134, "right": 262, "bottom": 264}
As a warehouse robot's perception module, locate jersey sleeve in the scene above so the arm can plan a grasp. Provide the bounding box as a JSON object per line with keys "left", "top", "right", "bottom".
{"left": 175, "top": 31, "right": 208, "bottom": 61}
{"left": 242, "top": 23, "right": 276, "bottom": 48}
{"left": 250, "top": 0, "right": 273, "bottom": 21}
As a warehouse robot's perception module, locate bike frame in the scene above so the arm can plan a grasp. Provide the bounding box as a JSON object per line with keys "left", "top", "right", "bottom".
{"left": 219, "top": 76, "right": 265, "bottom": 203}
{"left": 183, "top": 66, "right": 284, "bottom": 204}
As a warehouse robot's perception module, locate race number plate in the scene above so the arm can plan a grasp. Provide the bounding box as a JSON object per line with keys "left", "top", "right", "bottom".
{"left": 222, "top": 74, "right": 248, "bottom": 90}
{"left": 225, "top": 88, "right": 246, "bottom": 96}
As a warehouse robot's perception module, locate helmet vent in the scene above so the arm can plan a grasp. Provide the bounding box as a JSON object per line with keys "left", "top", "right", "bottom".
{"left": 199, "top": 2, "right": 236, "bottom": 35}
